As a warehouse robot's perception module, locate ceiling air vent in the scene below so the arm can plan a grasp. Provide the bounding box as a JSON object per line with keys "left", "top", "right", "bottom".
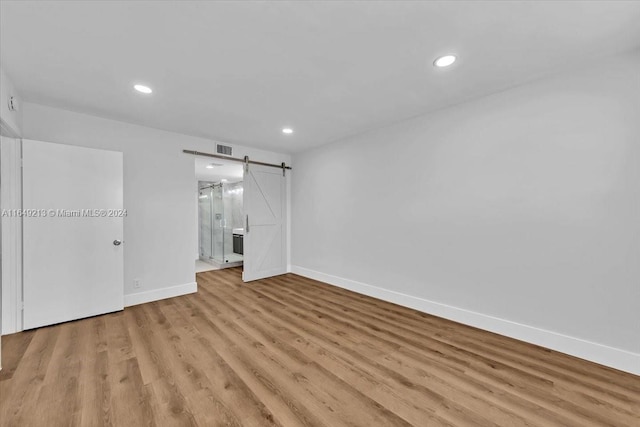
{"left": 216, "top": 144, "right": 232, "bottom": 156}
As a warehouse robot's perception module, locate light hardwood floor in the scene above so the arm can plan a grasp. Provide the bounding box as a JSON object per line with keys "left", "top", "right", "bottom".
{"left": 1, "top": 268, "right": 639, "bottom": 426}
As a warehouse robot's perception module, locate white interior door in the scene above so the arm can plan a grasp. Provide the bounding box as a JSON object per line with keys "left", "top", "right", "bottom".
{"left": 22, "top": 140, "right": 124, "bottom": 329}
{"left": 243, "top": 164, "right": 287, "bottom": 282}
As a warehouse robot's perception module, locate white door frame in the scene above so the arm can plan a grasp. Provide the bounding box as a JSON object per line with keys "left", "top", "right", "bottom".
{"left": 0, "top": 133, "right": 23, "bottom": 334}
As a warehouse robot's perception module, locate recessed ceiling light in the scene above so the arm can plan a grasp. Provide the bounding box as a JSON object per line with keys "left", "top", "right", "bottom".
{"left": 282, "top": 128, "right": 293, "bottom": 134}
{"left": 433, "top": 55, "right": 457, "bottom": 68}
{"left": 134, "top": 84, "right": 153, "bottom": 94}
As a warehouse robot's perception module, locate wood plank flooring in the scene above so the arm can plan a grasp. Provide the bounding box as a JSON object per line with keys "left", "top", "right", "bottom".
{"left": 1, "top": 268, "right": 639, "bottom": 426}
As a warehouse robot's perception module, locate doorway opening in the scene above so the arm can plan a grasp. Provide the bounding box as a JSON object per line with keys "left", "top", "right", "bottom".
{"left": 195, "top": 157, "right": 244, "bottom": 272}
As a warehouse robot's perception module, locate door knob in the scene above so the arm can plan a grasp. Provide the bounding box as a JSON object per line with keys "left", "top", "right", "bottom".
{"left": 113, "top": 240, "right": 122, "bottom": 246}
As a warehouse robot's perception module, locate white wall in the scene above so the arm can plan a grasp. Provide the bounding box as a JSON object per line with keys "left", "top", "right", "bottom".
{"left": 22, "top": 103, "right": 291, "bottom": 308}
{"left": 291, "top": 51, "right": 640, "bottom": 374}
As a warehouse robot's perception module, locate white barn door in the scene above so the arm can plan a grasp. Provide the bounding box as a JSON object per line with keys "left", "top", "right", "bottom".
{"left": 243, "top": 164, "right": 287, "bottom": 282}
{"left": 22, "top": 140, "right": 124, "bottom": 329}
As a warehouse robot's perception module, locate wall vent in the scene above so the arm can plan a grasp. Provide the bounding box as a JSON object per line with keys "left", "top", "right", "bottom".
{"left": 216, "top": 144, "right": 232, "bottom": 156}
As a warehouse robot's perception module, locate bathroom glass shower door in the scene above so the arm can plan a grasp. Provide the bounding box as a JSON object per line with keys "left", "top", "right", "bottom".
{"left": 198, "top": 180, "right": 243, "bottom": 267}
{"left": 198, "top": 185, "right": 213, "bottom": 260}
{"left": 199, "top": 183, "right": 226, "bottom": 264}
{"left": 210, "top": 185, "right": 225, "bottom": 264}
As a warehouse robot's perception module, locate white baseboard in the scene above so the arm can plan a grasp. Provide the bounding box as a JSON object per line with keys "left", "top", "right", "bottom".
{"left": 124, "top": 282, "right": 197, "bottom": 307}
{"left": 290, "top": 266, "right": 640, "bottom": 376}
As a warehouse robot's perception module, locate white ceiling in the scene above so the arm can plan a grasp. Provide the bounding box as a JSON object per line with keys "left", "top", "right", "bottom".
{"left": 195, "top": 157, "right": 243, "bottom": 183}
{"left": 2, "top": 1, "right": 640, "bottom": 154}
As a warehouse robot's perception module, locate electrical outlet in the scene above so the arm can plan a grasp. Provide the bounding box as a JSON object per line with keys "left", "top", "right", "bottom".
{"left": 134, "top": 279, "right": 142, "bottom": 289}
